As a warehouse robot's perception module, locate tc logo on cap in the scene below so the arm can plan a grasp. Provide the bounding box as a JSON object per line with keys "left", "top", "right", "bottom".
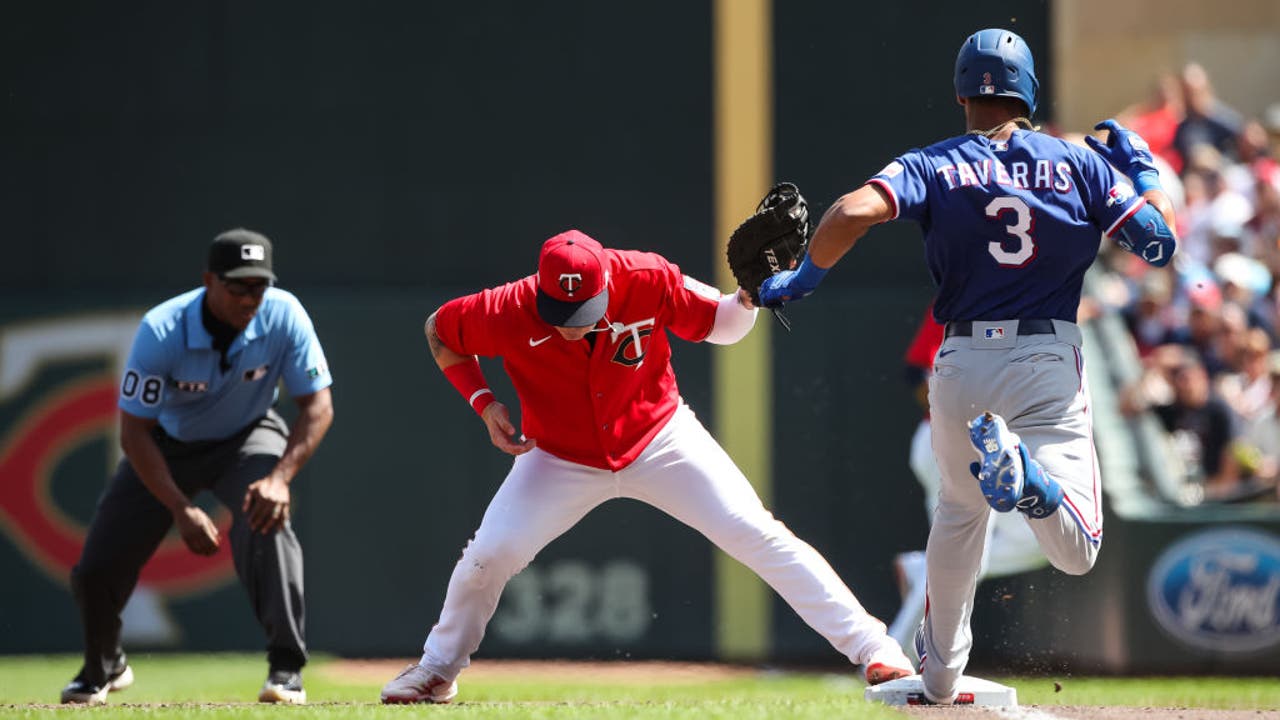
{"left": 559, "top": 273, "right": 583, "bottom": 295}
{"left": 538, "top": 231, "right": 606, "bottom": 303}
{"left": 536, "top": 230, "right": 610, "bottom": 327}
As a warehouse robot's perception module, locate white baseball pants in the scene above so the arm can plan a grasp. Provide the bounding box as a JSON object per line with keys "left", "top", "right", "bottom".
{"left": 418, "top": 402, "right": 898, "bottom": 681}
{"left": 921, "top": 321, "right": 1102, "bottom": 702}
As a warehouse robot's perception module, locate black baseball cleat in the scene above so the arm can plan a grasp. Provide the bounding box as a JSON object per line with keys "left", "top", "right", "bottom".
{"left": 259, "top": 669, "right": 306, "bottom": 704}
{"left": 60, "top": 663, "right": 134, "bottom": 704}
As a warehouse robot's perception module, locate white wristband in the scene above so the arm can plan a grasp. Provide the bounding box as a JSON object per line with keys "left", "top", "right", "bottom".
{"left": 704, "top": 292, "right": 759, "bottom": 345}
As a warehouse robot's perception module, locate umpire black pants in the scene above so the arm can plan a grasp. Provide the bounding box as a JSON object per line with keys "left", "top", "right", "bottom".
{"left": 70, "top": 410, "right": 307, "bottom": 685}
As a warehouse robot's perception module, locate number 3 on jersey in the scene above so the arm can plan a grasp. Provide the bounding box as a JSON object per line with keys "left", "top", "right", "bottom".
{"left": 985, "top": 196, "right": 1036, "bottom": 267}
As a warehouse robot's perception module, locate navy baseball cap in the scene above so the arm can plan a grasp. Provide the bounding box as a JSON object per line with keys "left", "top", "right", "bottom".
{"left": 207, "top": 228, "right": 277, "bottom": 281}
{"left": 536, "top": 230, "right": 609, "bottom": 327}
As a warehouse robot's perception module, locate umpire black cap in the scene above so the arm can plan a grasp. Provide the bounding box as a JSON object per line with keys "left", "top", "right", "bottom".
{"left": 208, "top": 228, "right": 277, "bottom": 282}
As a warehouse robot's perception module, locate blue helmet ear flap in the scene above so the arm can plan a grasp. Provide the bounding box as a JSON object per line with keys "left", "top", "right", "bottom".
{"left": 1020, "top": 57, "right": 1041, "bottom": 115}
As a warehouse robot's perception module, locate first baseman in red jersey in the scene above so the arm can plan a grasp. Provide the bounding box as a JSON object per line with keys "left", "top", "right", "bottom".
{"left": 380, "top": 230, "right": 913, "bottom": 704}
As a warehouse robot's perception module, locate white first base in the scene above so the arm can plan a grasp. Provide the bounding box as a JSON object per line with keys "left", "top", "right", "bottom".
{"left": 864, "top": 674, "right": 1017, "bottom": 707}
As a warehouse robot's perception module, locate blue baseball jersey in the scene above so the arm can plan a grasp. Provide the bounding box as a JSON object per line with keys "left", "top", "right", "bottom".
{"left": 868, "top": 129, "right": 1145, "bottom": 322}
{"left": 119, "top": 287, "right": 332, "bottom": 441}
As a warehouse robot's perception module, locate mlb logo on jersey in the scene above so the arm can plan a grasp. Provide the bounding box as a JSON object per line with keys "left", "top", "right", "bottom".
{"left": 984, "top": 327, "right": 1006, "bottom": 339}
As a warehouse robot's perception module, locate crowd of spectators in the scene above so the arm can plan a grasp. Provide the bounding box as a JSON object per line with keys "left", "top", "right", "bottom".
{"left": 1086, "top": 63, "right": 1280, "bottom": 505}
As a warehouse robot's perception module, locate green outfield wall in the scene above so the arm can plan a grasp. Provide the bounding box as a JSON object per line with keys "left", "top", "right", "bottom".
{"left": 0, "top": 289, "right": 922, "bottom": 662}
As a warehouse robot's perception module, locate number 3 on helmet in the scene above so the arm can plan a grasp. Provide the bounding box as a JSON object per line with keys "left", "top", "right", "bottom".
{"left": 954, "top": 28, "right": 1039, "bottom": 117}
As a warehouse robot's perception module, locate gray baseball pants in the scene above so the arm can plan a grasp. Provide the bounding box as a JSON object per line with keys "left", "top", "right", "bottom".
{"left": 70, "top": 410, "right": 306, "bottom": 686}
{"left": 920, "top": 319, "right": 1102, "bottom": 702}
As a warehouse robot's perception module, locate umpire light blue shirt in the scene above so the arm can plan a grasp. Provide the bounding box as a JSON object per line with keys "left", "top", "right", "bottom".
{"left": 119, "top": 287, "right": 332, "bottom": 442}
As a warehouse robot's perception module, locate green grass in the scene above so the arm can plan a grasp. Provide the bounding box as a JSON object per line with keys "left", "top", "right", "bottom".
{"left": 2, "top": 654, "right": 1279, "bottom": 719}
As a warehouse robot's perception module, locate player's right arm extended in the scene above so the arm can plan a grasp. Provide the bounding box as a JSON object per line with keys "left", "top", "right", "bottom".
{"left": 120, "top": 411, "right": 221, "bottom": 555}
{"left": 758, "top": 184, "right": 895, "bottom": 306}
{"left": 425, "top": 311, "right": 534, "bottom": 455}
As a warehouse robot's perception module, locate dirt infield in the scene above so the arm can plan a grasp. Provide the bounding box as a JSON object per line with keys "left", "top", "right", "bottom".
{"left": 329, "top": 660, "right": 1280, "bottom": 719}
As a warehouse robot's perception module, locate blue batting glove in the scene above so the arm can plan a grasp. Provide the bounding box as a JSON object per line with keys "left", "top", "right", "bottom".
{"left": 758, "top": 255, "right": 828, "bottom": 308}
{"left": 758, "top": 271, "right": 797, "bottom": 307}
{"left": 1085, "top": 118, "right": 1162, "bottom": 194}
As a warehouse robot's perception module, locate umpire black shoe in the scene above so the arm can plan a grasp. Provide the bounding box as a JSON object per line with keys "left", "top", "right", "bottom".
{"left": 259, "top": 669, "right": 306, "bottom": 704}
{"left": 60, "top": 664, "right": 134, "bottom": 704}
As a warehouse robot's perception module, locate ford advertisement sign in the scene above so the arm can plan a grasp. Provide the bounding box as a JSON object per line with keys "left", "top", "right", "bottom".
{"left": 1147, "top": 528, "right": 1280, "bottom": 653}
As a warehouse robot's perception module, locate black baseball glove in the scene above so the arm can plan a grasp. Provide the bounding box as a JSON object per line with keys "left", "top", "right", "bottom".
{"left": 726, "top": 182, "right": 811, "bottom": 307}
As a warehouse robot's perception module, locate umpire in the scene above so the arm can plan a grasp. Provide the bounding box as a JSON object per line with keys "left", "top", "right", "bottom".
{"left": 61, "top": 229, "right": 334, "bottom": 705}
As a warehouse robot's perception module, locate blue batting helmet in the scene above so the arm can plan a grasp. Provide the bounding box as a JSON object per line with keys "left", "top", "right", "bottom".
{"left": 954, "top": 28, "right": 1039, "bottom": 116}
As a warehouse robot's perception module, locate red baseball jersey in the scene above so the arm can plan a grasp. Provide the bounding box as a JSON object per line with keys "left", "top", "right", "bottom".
{"left": 903, "top": 302, "right": 945, "bottom": 371}
{"left": 435, "top": 249, "right": 721, "bottom": 470}
{"left": 904, "top": 302, "right": 945, "bottom": 421}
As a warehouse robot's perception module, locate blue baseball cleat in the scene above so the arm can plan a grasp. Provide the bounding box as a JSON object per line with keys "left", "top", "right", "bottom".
{"left": 1011, "top": 441, "right": 1063, "bottom": 519}
{"left": 968, "top": 411, "right": 1025, "bottom": 512}
{"left": 968, "top": 411, "right": 1064, "bottom": 518}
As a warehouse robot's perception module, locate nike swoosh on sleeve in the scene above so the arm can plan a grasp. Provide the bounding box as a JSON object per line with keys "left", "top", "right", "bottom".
{"left": 529, "top": 335, "right": 552, "bottom": 347}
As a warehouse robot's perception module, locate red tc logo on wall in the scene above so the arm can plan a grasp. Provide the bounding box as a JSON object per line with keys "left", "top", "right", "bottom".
{"left": 0, "top": 315, "right": 235, "bottom": 640}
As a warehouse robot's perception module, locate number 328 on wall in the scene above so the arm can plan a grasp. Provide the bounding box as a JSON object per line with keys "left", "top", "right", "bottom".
{"left": 492, "top": 560, "right": 652, "bottom": 645}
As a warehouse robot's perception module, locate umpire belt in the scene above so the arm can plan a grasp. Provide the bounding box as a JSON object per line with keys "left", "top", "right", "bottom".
{"left": 944, "top": 319, "right": 1056, "bottom": 338}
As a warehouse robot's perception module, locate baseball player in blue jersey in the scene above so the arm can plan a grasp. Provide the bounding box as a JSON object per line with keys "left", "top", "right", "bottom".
{"left": 760, "top": 29, "right": 1177, "bottom": 703}
{"left": 61, "top": 229, "right": 334, "bottom": 706}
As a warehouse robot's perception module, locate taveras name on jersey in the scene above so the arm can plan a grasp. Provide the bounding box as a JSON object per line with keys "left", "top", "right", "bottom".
{"left": 869, "top": 129, "right": 1145, "bottom": 324}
